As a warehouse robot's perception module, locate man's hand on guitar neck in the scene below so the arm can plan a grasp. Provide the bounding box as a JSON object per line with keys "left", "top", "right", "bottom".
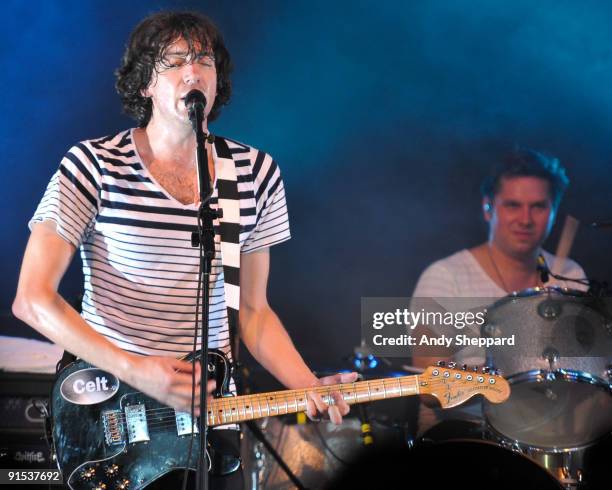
{"left": 306, "top": 372, "right": 359, "bottom": 424}
{"left": 121, "top": 355, "right": 215, "bottom": 416}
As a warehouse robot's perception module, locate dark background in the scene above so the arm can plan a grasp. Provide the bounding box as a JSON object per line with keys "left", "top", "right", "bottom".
{"left": 2, "top": 0, "right": 611, "bottom": 375}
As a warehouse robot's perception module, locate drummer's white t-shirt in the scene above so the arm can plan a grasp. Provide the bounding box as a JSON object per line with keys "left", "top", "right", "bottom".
{"left": 412, "top": 249, "right": 586, "bottom": 298}
{"left": 411, "top": 248, "right": 587, "bottom": 435}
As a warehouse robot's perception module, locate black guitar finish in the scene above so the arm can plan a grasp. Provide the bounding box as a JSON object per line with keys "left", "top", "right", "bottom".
{"left": 51, "top": 349, "right": 239, "bottom": 490}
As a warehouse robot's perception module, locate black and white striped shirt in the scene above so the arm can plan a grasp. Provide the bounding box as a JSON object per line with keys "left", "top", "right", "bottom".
{"left": 30, "top": 129, "right": 291, "bottom": 358}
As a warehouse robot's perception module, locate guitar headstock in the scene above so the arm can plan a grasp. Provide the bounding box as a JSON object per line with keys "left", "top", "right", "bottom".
{"left": 419, "top": 362, "right": 510, "bottom": 409}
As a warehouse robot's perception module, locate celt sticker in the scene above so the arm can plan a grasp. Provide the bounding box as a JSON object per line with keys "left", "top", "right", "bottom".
{"left": 60, "top": 368, "right": 120, "bottom": 405}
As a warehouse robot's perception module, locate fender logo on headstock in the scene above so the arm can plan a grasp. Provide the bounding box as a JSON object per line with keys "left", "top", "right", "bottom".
{"left": 420, "top": 363, "right": 510, "bottom": 409}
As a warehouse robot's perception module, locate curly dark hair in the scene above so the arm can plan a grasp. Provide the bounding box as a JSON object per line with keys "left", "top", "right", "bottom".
{"left": 481, "top": 147, "right": 569, "bottom": 209}
{"left": 115, "top": 11, "right": 232, "bottom": 127}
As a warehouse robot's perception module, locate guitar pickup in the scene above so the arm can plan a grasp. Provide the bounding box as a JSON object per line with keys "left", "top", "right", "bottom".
{"left": 125, "top": 404, "right": 150, "bottom": 444}
{"left": 175, "top": 411, "right": 199, "bottom": 436}
{"left": 102, "top": 409, "right": 125, "bottom": 446}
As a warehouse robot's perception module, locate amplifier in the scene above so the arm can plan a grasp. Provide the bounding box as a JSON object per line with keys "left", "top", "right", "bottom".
{"left": 0, "top": 371, "right": 54, "bottom": 470}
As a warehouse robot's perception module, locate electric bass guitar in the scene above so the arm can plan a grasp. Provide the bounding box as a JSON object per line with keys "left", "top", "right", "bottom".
{"left": 50, "top": 350, "right": 510, "bottom": 489}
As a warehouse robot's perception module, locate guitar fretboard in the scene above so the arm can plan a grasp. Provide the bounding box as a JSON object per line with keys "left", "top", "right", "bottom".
{"left": 207, "top": 375, "right": 421, "bottom": 426}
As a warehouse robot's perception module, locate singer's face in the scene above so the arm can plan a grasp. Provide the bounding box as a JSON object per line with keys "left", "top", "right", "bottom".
{"left": 485, "top": 176, "right": 555, "bottom": 258}
{"left": 145, "top": 38, "right": 217, "bottom": 126}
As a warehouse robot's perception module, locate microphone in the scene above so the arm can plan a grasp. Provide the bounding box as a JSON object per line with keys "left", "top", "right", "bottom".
{"left": 537, "top": 254, "right": 550, "bottom": 284}
{"left": 185, "top": 89, "right": 207, "bottom": 133}
{"left": 185, "top": 89, "right": 206, "bottom": 110}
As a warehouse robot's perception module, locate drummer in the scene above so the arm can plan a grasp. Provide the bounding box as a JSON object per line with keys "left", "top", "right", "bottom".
{"left": 411, "top": 147, "right": 587, "bottom": 434}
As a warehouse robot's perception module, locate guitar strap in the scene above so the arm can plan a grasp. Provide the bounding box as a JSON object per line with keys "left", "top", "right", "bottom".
{"left": 212, "top": 136, "right": 241, "bottom": 375}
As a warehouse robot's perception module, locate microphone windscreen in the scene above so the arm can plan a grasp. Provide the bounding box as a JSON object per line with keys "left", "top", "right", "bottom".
{"left": 185, "top": 89, "right": 206, "bottom": 108}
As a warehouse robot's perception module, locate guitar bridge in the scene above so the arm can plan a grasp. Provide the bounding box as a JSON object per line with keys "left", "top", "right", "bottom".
{"left": 102, "top": 409, "right": 125, "bottom": 446}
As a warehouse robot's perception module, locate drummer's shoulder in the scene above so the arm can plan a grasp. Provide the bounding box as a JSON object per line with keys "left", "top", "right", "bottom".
{"left": 412, "top": 249, "right": 473, "bottom": 297}
{"left": 541, "top": 249, "right": 586, "bottom": 278}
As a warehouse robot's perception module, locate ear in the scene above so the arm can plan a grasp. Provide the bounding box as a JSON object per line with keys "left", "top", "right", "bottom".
{"left": 482, "top": 198, "right": 492, "bottom": 222}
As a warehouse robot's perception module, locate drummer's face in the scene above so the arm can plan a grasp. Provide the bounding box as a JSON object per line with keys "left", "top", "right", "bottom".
{"left": 486, "top": 176, "right": 555, "bottom": 257}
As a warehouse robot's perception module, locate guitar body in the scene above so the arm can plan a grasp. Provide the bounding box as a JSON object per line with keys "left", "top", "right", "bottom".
{"left": 51, "top": 349, "right": 239, "bottom": 490}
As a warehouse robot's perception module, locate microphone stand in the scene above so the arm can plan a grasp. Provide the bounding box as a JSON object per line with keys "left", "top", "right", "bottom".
{"left": 189, "top": 98, "right": 218, "bottom": 490}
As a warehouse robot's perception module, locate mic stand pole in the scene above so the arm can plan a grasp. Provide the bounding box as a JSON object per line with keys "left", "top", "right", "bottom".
{"left": 189, "top": 101, "right": 217, "bottom": 490}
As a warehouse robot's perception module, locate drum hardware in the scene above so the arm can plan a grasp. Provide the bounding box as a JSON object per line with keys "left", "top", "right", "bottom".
{"left": 494, "top": 433, "right": 590, "bottom": 489}
{"left": 482, "top": 322, "right": 502, "bottom": 338}
{"left": 542, "top": 347, "right": 560, "bottom": 370}
{"left": 538, "top": 299, "right": 562, "bottom": 319}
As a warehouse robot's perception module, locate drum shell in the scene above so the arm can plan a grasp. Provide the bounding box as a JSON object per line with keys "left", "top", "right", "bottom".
{"left": 482, "top": 287, "right": 612, "bottom": 450}
{"left": 482, "top": 287, "right": 612, "bottom": 378}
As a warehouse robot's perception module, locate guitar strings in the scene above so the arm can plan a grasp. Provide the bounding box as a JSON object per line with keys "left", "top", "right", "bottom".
{"left": 101, "top": 376, "right": 502, "bottom": 427}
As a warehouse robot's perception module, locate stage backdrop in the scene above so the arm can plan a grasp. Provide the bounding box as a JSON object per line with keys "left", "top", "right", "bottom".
{"left": 2, "top": 0, "right": 611, "bottom": 376}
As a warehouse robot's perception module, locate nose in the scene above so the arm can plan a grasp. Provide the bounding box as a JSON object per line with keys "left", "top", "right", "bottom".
{"left": 518, "top": 205, "right": 534, "bottom": 227}
{"left": 182, "top": 62, "right": 200, "bottom": 85}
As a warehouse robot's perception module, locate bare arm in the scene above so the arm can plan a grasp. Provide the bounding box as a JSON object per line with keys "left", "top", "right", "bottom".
{"left": 12, "top": 222, "right": 211, "bottom": 413}
{"left": 239, "top": 249, "right": 357, "bottom": 423}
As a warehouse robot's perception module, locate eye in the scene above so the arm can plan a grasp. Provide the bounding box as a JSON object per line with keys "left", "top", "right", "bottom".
{"left": 160, "top": 57, "right": 185, "bottom": 69}
{"left": 196, "top": 54, "right": 215, "bottom": 67}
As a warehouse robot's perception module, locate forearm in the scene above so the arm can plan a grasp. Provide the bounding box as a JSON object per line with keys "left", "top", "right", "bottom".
{"left": 12, "top": 289, "right": 135, "bottom": 379}
{"left": 240, "top": 305, "right": 318, "bottom": 390}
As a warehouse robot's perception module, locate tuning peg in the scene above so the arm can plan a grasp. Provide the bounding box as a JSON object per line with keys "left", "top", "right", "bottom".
{"left": 461, "top": 364, "right": 467, "bottom": 371}
{"left": 472, "top": 366, "right": 479, "bottom": 372}
{"left": 437, "top": 361, "right": 446, "bottom": 367}
{"left": 494, "top": 369, "right": 502, "bottom": 376}
{"left": 482, "top": 366, "right": 491, "bottom": 374}
{"left": 448, "top": 361, "right": 456, "bottom": 368}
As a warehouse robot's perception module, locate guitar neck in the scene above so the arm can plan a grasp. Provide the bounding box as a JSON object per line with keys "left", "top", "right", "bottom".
{"left": 207, "top": 375, "right": 421, "bottom": 426}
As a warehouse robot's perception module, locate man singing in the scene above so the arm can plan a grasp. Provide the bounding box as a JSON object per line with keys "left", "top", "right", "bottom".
{"left": 13, "top": 11, "right": 356, "bottom": 488}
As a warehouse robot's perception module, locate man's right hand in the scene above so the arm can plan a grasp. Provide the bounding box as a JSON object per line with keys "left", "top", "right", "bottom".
{"left": 121, "top": 355, "right": 216, "bottom": 416}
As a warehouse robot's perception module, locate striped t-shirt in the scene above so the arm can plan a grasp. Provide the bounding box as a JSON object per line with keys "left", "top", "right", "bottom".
{"left": 30, "top": 129, "right": 291, "bottom": 358}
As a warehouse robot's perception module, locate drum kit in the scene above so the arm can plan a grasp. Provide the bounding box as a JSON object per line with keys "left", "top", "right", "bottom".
{"left": 243, "top": 287, "right": 611, "bottom": 489}
{"left": 420, "top": 286, "right": 612, "bottom": 489}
